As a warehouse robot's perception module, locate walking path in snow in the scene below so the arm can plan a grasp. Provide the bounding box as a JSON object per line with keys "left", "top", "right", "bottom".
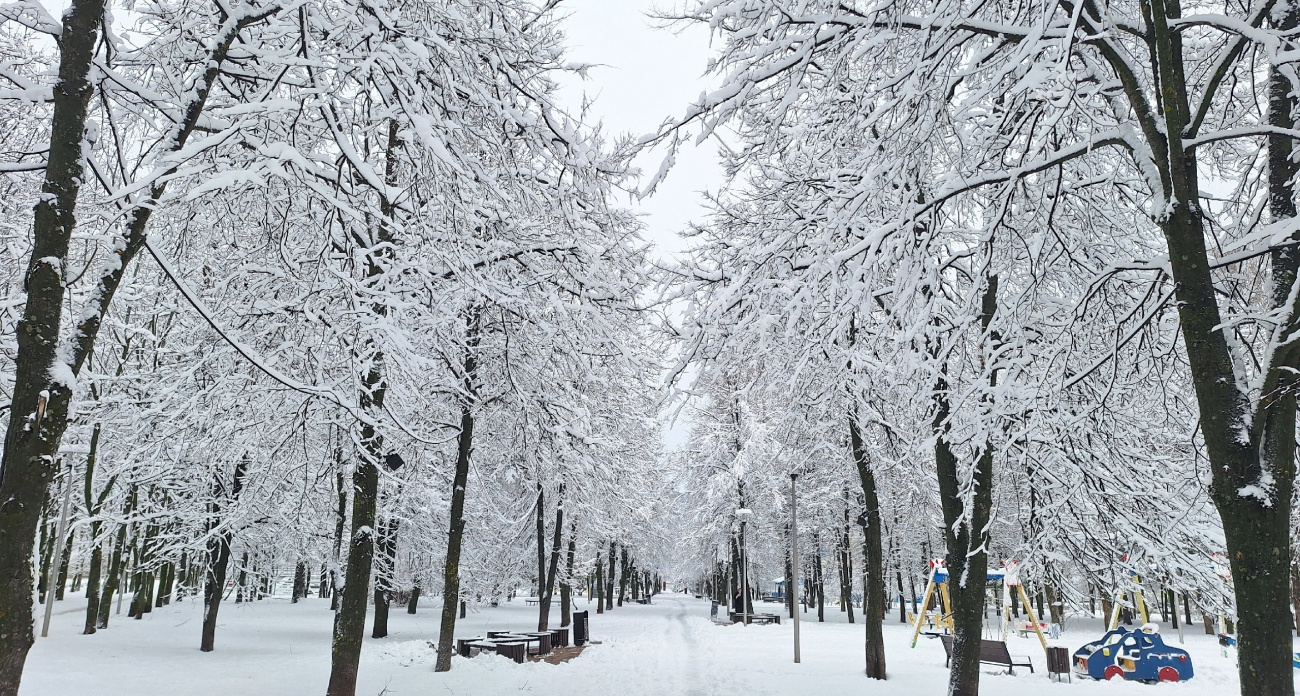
{"left": 20, "top": 593, "right": 1282, "bottom": 695}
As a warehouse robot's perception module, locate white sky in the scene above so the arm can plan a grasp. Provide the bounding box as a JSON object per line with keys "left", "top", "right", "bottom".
{"left": 553, "top": 1, "right": 721, "bottom": 453}
{"left": 554, "top": 0, "right": 723, "bottom": 261}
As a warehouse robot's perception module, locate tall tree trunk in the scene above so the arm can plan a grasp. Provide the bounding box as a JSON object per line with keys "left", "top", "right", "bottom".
{"left": 813, "top": 534, "right": 825, "bottom": 622}
{"left": 330, "top": 465, "right": 346, "bottom": 612}
{"left": 934, "top": 277, "right": 999, "bottom": 696}
{"left": 846, "top": 315, "right": 886, "bottom": 676}
{"left": 561, "top": 521, "right": 576, "bottom": 627}
{"left": 235, "top": 552, "right": 248, "bottom": 604}
{"left": 372, "top": 518, "right": 398, "bottom": 638}
{"left": 82, "top": 424, "right": 109, "bottom": 634}
{"left": 83, "top": 534, "right": 104, "bottom": 634}
{"left": 327, "top": 449, "right": 379, "bottom": 688}
{"left": 407, "top": 581, "right": 420, "bottom": 615}
{"left": 433, "top": 311, "right": 480, "bottom": 673}
{"left": 841, "top": 508, "right": 855, "bottom": 624}
{"left": 326, "top": 119, "right": 401, "bottom": 695}
{"left": 201, "top": 457, "right": 248, "bottom": 651}
{"left": 293, "top": 560, "right": 307, "bottom": 603}
{"left": 896, "top": 571, "right": 907, "bottom": 623}
{"left": 0, "top": 7, "right": 272, "bottom": 689}
{"left": 97, "top": 485, "right": 136, "bottom": 629}
{"left": 0, "top": 0, "right": 105, "bottom": 682}
{"left": 1291, "top": 564, "right": 1300, "bottom": 636}
{"left": 539, "top": 485, "right": 565, "bottom": 631}
{"left": 535, "top": 484, "right": 546, "bottom": 603}
{"left": 595, "top": 549, "right": 605, "bottom": 614}
{"left": 606, "top": 540, "right": 616, "bottom": 611}
{"left": 157, "top": 560, "right": 174, "bottom": 607}
{"left": 55, "top": 532, "right": 74, "bottom": 602}
{"left": 618, "top": 545, "right": 629, "bottom": 607}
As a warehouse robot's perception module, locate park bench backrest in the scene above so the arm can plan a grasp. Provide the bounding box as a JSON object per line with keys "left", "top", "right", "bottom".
{"left": 980, "top": 640, "right": 1013, "bottom": 665}
{"left": 938, "top": 635, "right": 1013, "bottom": 666}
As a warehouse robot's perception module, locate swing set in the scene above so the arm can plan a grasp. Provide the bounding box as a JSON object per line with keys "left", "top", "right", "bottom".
{"left": 909, "top": 560, "right": 1049, "bottom": 651}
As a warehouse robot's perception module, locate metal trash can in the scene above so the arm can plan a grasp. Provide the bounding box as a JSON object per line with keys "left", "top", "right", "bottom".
{"left": 572, "top": 610, "right": 589, "bottom": 646}
{"left": 710, "top": 600, "right": 719, "bottom": 620}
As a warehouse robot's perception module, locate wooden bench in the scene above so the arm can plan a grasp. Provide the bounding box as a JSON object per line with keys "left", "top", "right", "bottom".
{"left": 939, "top": 635, "right": 1034, "bottom": 675}
{"left": 456, "top": 637, "right": 484, "bottom": 657}
{"left": 493, "top": 641, "right": 528, "bottom": 664}
{"left": 729, "top": 612, "right": 782, "bottom": 625}
{"left": 524, "top": 598, "right": 540, "bottom": 606}
{"left": 456, "top": 637, "right": 526, "bottom": 662}
{"left": 549, "top": 627, "right": 570, "bottom": 647}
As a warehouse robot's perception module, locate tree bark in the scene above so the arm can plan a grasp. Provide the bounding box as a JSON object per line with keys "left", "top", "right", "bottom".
{"left": 326, "top": 119, "right": 402, "bottom": 695}
{"left": 54, "top": 532, "right": 73, "bottom": 602}
{"left": 372, "top": 518, "right": 398, "bottom": 638}
{"left": 539, "top": 485, "right": 564, "bottom": 631}
{"left": 0, "top": 7, "right": 271, "bottom": 689}
{"left": 606, "top": 540, "right": 616, "bottom": 611}
{"left": 935, "top": 276, "right": 998, "bottom": 696}
{"left": 813, "top": 534, "right": 825, "bottom": 622}
{"left": 595, "top": 549, "right": 605, "bottom": 614}
{"left": 406, "top": 583, "right": 420, "bottom": 615}
{"left": 0, "top": 0, "right": 106, "bottom": 685}
{"left": 849, "top": 418, "right": 885, "bottom": 676}
{"left": 561, "top": 521, "right": 575, "bottom": 627}
{"left": 82, "top": 425, "right": 110, "bottom": 634}
{"left": 293, "top": 560, "right": 307, "bottom": 603}
{"left": 97, "top": 485, "right": 135, "bottom": 629}
{"left": 330, "top": 465, "right": 346, "bottom": 612}
{"left": 618, "top": 546, "right": 629, "bottom": 606}
{"left": 1291, "top": 565, "right": 1300, "bottom": 636}
{"left": 535, "top": 484, "right": 546, "bottom": 604}
{"left": 433, "top": 311, "right": 480, "bottom": 673}
{"left": 201, "top": 457, "right": 248, "bottom": 651}
{"left": 235, "top": 552, "right": 248, "bottom": 604}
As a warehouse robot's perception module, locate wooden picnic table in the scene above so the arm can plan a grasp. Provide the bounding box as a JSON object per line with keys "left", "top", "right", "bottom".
{"left": 493, "top": 632, "right": 552, "bottom": 656}
{"left": 455, "top": 636, "right": 528, "bottom": 663}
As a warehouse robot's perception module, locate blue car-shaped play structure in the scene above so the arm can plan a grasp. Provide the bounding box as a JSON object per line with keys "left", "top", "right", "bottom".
{"left": 1073, "top": 626, "right": 1193, "bottom": 682}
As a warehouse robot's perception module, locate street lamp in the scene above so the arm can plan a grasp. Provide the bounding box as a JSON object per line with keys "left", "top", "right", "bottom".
{"left": 790, "top": 474, "right": 800, "bottom": 663}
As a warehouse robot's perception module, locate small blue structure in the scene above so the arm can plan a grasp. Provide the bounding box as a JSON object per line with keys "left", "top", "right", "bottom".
{"left": 1073, "top": 626, "right": 1193, "bottom": 682}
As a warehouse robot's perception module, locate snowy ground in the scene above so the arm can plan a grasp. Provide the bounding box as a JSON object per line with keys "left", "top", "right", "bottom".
{"left": 20, "top": 592, "right": 1293, "bottom": 695}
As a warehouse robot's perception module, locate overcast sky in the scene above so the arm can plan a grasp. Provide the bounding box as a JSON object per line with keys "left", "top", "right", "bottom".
{"left": 553, "top": 1, "right": 722, "bottom": 451}
{"left": 554, "top": 0, "right": 723, "bottom": 260}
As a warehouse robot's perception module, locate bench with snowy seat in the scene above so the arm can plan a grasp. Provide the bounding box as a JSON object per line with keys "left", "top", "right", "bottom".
{"left": 455, "top": 637, "right": 529, "bottom": 663}
{"left": 729, "top": 612, "right": 781, "bottom": 625}
{"left": 939, "top": 635, "right": 1034, "bottom": 675}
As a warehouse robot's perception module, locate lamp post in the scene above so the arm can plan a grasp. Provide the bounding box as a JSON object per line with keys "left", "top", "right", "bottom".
{"left": 790, "top": 473, "right": 800, "bottom": 663}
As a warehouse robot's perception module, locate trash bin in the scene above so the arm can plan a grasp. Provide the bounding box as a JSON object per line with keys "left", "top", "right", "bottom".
{"left": 710, "top": 600, "right": 719, "bottom": 620}
{"left": 573, "top": 610, "right": 589, "bottom": 646}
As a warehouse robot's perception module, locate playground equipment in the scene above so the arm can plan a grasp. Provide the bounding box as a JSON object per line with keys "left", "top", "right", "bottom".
{"left": 909, "top": 560, "right": 1048, "bottom": 651}
{"left": 1105, "top": 565, "right": 1152, "bottom": 631}
{"left": 1072, "top": 624, "right": 1193, "bottom": 682}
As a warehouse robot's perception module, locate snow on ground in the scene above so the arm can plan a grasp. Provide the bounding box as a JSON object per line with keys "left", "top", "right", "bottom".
{"left": 20, "top": 592, "right": 1293, "bottom": 695}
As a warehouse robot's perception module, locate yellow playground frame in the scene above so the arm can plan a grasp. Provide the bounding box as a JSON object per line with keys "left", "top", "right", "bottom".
{"left": 909, "top": 560, "right": 1049, "bottom": 652}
